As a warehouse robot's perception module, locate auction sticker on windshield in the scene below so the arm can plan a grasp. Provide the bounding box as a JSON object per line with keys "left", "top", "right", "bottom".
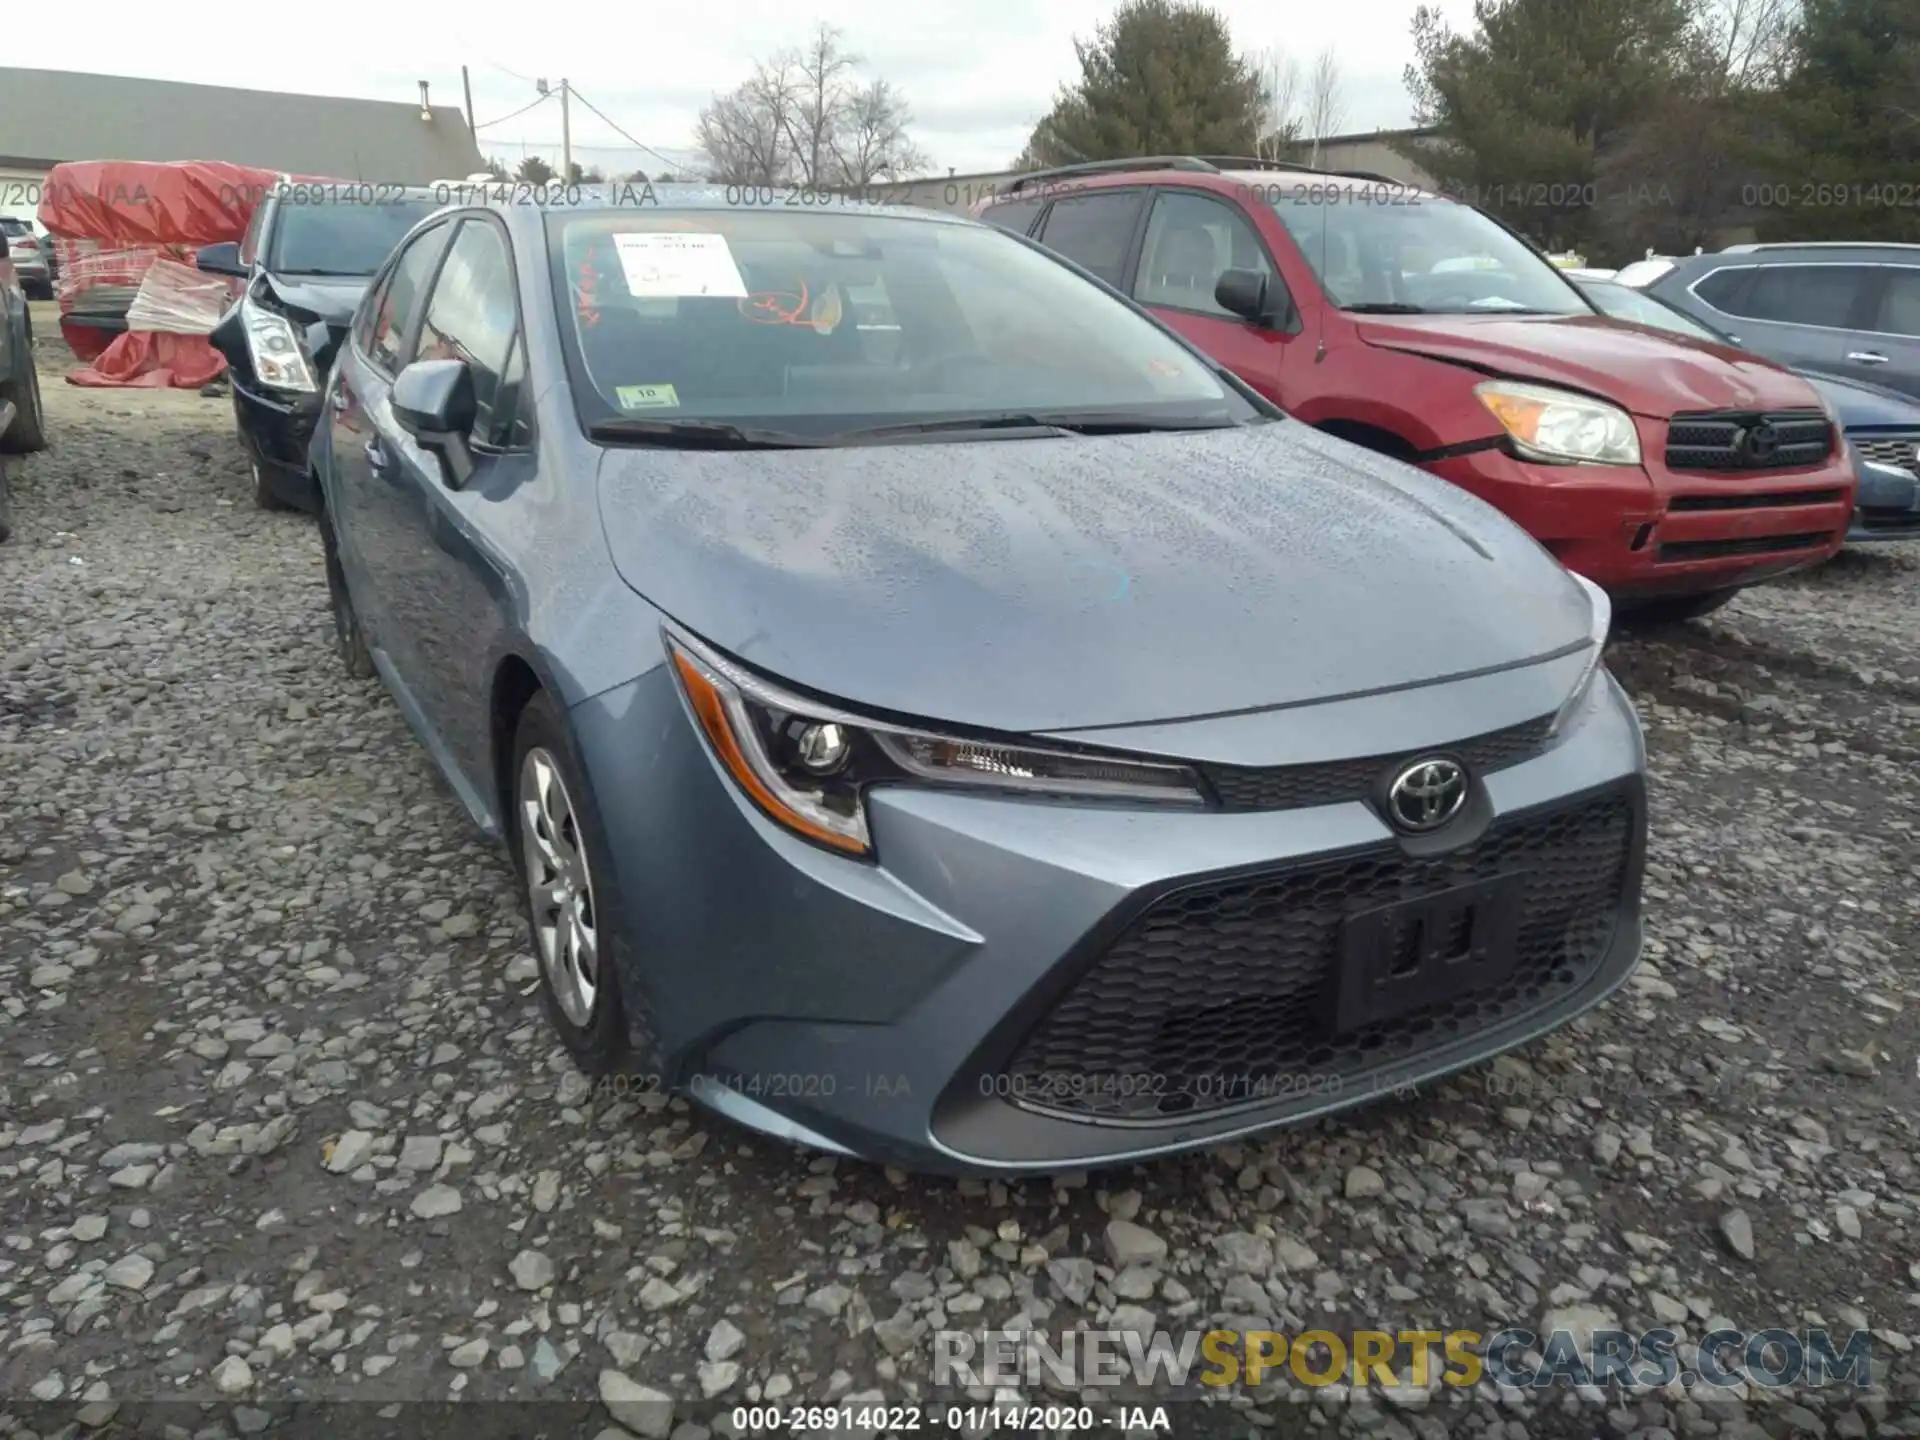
{"left": 616, "top": 384, "right": 680, "bottom": 410}
{"left": 611, "top": 232, "right": 748, "bottom": 298}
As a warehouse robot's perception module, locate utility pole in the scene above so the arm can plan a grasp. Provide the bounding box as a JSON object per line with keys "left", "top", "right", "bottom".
{"left": 561, "top": 80, "right": 572, "bottom": 183}
{"left": 461, "top": 65, "right": 476, "bottom": 139}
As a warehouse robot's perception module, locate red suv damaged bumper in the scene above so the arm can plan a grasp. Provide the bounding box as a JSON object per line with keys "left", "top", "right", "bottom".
{"left": 1426, "top": 420, "right": 1855, "bottom": 600}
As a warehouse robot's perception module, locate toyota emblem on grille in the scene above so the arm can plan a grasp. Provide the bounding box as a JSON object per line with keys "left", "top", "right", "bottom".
{"left": 1737, "top": 422, "right": 1779, "bottom": 462}
{"left": 1386, "top": 758, "right": 1469, "bottom": 833}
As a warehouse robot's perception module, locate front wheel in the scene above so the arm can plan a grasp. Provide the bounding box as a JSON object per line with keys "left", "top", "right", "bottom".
{"left": 1618, "top": 587, "right": 1742, "bottom": 628}
{"left": 511, "top": 691, "right": 653, "bottom": 1080}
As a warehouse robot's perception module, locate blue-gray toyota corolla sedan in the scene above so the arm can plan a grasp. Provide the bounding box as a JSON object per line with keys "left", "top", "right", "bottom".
{"left": 312, "top": 186, "right": 1648, "bottom": 1175}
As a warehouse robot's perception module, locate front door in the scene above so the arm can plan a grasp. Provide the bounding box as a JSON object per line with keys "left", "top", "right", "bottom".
{"left": 1128, "top": 189, "right": 1299, "bottom": 406}
{"left": 365, "top": 215, "right": 536, "bottom": 794}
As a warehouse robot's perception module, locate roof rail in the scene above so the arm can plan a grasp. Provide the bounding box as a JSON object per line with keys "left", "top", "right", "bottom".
{"left": 1006, "top": 156, "right": 1220, "bottom": 192}
{"left": 1004, "top": 154, "right": 1420, "bottom": 196}
{"left": 1721, "top": 240, "right": 1920, "bottom": 253}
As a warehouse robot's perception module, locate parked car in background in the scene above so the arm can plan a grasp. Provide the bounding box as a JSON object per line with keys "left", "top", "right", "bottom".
{"left": 196, "top": 182, "right": 443, "bottom": 512}
{"left": 0, "top": 217, "right": 53, "bottom": 299}
{"left": 978, "top": 159, "right": 1857, "bottom": 624}
{"left": 0, "top": 223, "right": 50, "bottom": 543}
{"left": 313, "top": 190, "right": 1648, "bottom": 1174}
{"left": 1578, "top": 277, "right": 1920, "bottom": 543}
{"left": 1620, "top": 243, "right": 1920, "bottom": 402}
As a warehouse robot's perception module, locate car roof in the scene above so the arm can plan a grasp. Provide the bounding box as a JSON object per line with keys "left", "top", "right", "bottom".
{"left": 1694, "top": 242, "right": 1920, "bottom": 262}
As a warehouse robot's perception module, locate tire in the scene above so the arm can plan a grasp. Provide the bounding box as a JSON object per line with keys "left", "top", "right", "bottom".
{"left": 510, "top": 690, "right": 653, "bottom": 1081}
{"left": 319, "top": 508, "right": 376, "bottom": 680}
{"left": 0, "top": 344, "right": 48, "bottom": 454}
{"left": 1619, "top": 588, "right": 1741, "bottom": 627}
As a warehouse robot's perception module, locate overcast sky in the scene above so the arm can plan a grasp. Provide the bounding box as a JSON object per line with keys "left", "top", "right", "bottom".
{"left": 51, "top": 0, "right": 1474, "bottom": 177}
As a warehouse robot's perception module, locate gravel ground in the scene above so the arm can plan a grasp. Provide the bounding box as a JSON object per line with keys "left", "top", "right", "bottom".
{"left": 3, "top": 332, "right": 1920, "bottom": 1440}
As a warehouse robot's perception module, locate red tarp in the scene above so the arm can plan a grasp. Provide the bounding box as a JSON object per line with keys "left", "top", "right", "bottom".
{"left": 38, "top": 159, "right": 282, "bottom": 248}
{"left": 66, "top": 332, "right": 227, "bottom": 389}
{"left": 38, "top": 160, "right": 282, "bottom": 388}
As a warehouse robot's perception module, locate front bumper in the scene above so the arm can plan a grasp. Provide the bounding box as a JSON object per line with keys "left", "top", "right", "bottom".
{"left": 571, "top": 657, "right": 1647, "bottom": 1175}
{"left": 232, "top": 377, "right": 323, "bottom": 513}
{"left": 1427, "top": 443, "right": 1855, "bottom": 600}
{"left": 1847, "top": 458, "right": 1920, "bottom": 542}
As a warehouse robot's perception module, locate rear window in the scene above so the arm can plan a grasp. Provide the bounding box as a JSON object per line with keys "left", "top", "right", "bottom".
{"left": 546, "top": 207, "right": 1250, "bottom": 435}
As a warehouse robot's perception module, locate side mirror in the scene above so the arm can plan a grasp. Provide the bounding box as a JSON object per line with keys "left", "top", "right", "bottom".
{"left": 392, "top": 359, "right": 477, "bottom": 488}
{"left": 196, "top": 242, "right": 246, "bottom": 277}
{"left": 1215, "top": 268, "right": 1293, "bottom": 330}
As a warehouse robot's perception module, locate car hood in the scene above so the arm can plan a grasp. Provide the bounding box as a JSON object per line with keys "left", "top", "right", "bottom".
{"left": 595, "top": 421, "right": 1594, "bottom": 733}
{"left": 1356, "top": 313, "right": 1820, "bottom": 418}
{"left": 1797, "top": 370, "right": 1920, "bottom": 428}
{"left": 261, "top": 274, "right": 368, "bottom": 325}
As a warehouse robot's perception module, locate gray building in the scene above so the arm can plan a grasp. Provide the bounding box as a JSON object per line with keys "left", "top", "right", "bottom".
{"left": 0, "top": 67, "right": 485, "bottom": 218}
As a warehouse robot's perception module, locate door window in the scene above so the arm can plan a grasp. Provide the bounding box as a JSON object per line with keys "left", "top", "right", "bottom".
{"left": 416, "top": 218, "right": 524, "bottom": 447}
{"left": 979, "top": 196, "right": 1043, "bottom": 236}
{"left": 366, "top": 225, "right": 448, "bottom": 374}
{"left": 1134, "top": 191, "right": 1276, "bottom": 318}
{"left": 1034, "top": 191, "right": 1146, "bottom": 287}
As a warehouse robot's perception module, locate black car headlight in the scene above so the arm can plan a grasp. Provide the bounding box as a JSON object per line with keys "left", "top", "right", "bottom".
{"left": 665, "top": 628, "right": 1206, "bottom": 857}
{"left": 240, "top": 294, "right": 317, "bottom": 393}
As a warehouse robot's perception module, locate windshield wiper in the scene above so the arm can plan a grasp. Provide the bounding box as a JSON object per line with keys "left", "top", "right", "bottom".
{"left": 839, "top": 411, "right": 1244, "bottom": 441}
{"left": 588, "top": 418, "right": 827, "bottom": 449}
{"left": 278, "top": 268, "right": 374, "bottom": 279}
{"left": 1341, "top": 302, "right": 1430, "bottom": 314}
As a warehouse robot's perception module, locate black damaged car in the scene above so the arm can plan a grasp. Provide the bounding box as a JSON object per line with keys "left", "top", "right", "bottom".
{"left": 197, "top": 183, "right": 444, "bottom": 512}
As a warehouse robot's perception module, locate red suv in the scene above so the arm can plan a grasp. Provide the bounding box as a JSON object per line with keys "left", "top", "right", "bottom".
{"left": 975, "top": 158, "right": 1857, "bottom": 621}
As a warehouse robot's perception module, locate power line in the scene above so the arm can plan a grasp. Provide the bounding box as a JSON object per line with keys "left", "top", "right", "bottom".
{"left": 564, "top": 84, "right": 696, "bottom": 173}
{"left": 474, "top": 90, "right": 555, "bottom": 131}
{"left": 487, "top": 59, "right": 536, "bottom": 84}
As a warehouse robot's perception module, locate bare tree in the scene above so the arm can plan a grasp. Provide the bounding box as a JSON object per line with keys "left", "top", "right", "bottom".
{"left": 834, "top": 78, "right": 930, "bottom": 184}
{"left": 696, "top": 28, "right": 929, "bottom": 187}
{"left": 1304, "top": 46, "right": 1348, "bottom": 165}
{"left": 1254, "top": 47, "right": 1305, "bottom": 159}
{"left": 785, "top": 25, "right": 859, "bottom": 186}
{"left": 1696, "top": 0, "right": 1799, "bottom": 91}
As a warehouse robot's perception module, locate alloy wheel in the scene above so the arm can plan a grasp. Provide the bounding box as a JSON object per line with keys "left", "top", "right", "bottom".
{"left": 518, "top": 747, "right": 600, "bottom": 1027}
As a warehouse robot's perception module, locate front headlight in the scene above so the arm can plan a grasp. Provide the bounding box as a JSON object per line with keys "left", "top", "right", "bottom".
{"left": 665, "top": 629, "right": 1206, "bottom": 857}
{"left": 1475, "top": 380, "right": 1641, "bottom": 466}
{"left": 240, "top": 294, "right": 317, "bottom": 393}
{"left": 1547, "top": 572, "right": 1613, "bottom": 737}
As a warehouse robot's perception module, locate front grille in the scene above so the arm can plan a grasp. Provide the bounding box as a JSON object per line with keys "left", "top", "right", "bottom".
{"left": 1657, "top": 530, "right": 1832, "bottom": 562}
{"left": 1667, "top": 489, "right": 1846, "bottom": 512}
{"left": 1851, "top": 434, "right": 1920, "bottom": 475}
{"left": 1198, "top": 715, "right": 1552, "bottom": 813}
{"left": 1665, "top": 410, "right": 1831, "bottom": 472}
{"left": 1002, "top": 786, "right": 1637, "bottom": 1122}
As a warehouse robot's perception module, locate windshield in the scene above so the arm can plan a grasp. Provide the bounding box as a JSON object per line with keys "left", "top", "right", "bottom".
{"left": 1270, "top": 194, "right": 1592, "bottom": 316}
{"left": 1579, "top": 281, "right": 1729, "bottom": 344}
{"left": 546, "top": 207, "right": 1257, "bottom": 437}
{"left": 267, "top": 195, "right": 443, "bottom": 276}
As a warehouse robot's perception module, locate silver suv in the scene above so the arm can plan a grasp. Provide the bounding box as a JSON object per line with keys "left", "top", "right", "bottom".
{"left": 1623, "top": 243, "right": 1920, "bottom": 401}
